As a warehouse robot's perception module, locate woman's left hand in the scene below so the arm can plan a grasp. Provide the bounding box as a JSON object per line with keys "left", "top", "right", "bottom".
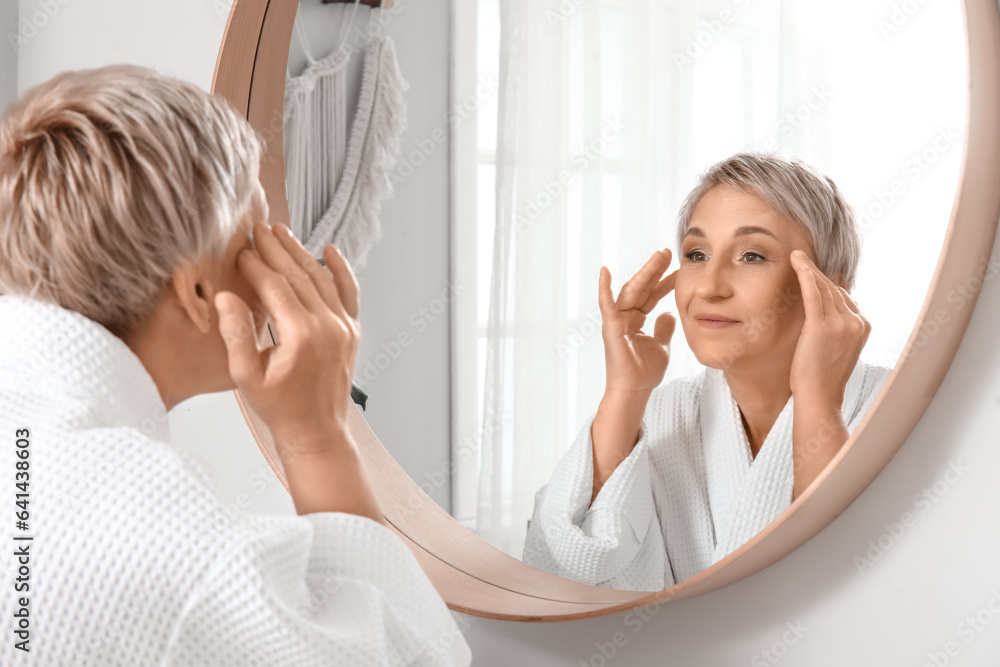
{"left": 789, "top": 249, "right": 871, "bottom": 410}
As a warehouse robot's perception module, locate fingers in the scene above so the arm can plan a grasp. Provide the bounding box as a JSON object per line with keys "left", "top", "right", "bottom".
{"left": 273, "top": 223, "right": 353, "bottom": 318}
{"left": 791, "top": 250, "right": 825, "bottom": 322}
{"left": 638, "top": 269, "right": 679, "bottom": 315}
{"left": 819, "top": 272, "right": 850, "bottom": 315}
{"left": 214, "top": 291, "right": 264, "bottom": 386}
{"left": 598, "top": 266, "right": 615, "bottom": 316}
{"left": 840, "top": 288, "right": 861, "bottom": 314}
{"left": 236, "top": 245, "right": 309, "bottom": 327}
{"left": 653, "top": 312, "right": 676, "bottom": 348}
{"left": 321, "top": 242, "right": 360, "bottom": 321}
{"left": 253, "top": 223, "right": 328, "bottom": 315}
{"left": 616, "top": 249, "right": 672, "bottom": 312}
{"left": 837, "top": 286, "right": 871, "bottom": 340}
{"left": 627, "top": 309, "right": 647, "bottom": 333}
{"left": 792, "top": 251, "right": 871, "bottom": 343}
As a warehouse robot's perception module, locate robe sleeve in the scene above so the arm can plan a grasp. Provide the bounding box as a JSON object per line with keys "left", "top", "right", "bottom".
{"left": 845, "top": 363, "right": 892, "bottom": 434}
{"left": 162, "top": 512, "right": 471, "bottom": 667}
{"left": 522, "top": 414, "right": 667, "bottom": 592}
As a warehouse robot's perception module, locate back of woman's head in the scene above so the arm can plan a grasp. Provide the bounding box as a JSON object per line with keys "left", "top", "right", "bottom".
{"left": 0, "top": 64, "right": 263, "bottom": 339}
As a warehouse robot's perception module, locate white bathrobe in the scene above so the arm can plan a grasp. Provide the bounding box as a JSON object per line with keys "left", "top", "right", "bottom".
{"left": 523, "top": 360, "right": 890, "bottom": 592}
{"left": 0, "top": 295, "right": 471, "bottom": 667}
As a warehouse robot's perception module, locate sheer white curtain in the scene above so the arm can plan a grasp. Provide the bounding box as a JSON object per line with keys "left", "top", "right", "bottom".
{"left": 476, "top": 0, "right": 814, "bottom": 557}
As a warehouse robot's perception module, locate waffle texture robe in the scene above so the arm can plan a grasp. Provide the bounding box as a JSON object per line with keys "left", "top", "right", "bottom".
{"left": 0, "top": 295, "right": 470, "bottom": 666}
{"left": 523, "top": 360, "right": 890, "bottom": 592}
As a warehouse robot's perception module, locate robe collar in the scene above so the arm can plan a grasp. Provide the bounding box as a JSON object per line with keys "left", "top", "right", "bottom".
{"left": 701, "top": 361, "right": 866, "bottom": 554}
{"left": 0, "top": 295, "right": 171, "bottom": 443}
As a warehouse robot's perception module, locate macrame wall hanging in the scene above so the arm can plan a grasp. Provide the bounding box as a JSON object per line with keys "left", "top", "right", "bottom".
{"left": 284, "top": 0, "right": 408, "bottom": 269}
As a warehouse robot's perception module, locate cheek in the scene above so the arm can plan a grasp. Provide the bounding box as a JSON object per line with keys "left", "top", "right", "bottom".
{"left": 673, "top": 273, "right": 692, "bottom": 310}
{"left": 755, "top": 286, "right": 805, "bottom": 343}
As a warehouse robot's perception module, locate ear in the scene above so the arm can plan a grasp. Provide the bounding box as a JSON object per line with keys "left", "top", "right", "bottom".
{"left": 171, "top": 260, "right": 215, "bottom": 334}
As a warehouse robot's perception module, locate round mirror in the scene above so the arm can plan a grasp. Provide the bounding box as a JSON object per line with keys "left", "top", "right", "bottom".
{"left": 463, "top": 0, "right": 967, "bottom": 575}
{"left": 213, "top": 0, "right": 1000, "bottom": 619}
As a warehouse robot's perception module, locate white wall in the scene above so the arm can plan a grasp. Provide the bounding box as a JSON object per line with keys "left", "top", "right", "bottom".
{"left": 10, "top": 0, "right": 1000, "bottom": 664}
{"left": 0, "top": 1, "right": 16, "bottom": 107}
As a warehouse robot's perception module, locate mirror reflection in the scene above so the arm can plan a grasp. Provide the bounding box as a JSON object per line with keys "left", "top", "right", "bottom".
{"left": 282, "top": 0, "right": 967, "bottom": 592}
{"left": 521, "top": 154, "right": 889, "bottom": 591}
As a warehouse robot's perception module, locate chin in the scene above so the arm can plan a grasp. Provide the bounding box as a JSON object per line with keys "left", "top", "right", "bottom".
{"left": 688, "top": 337, "right": 752, "bottom": 372}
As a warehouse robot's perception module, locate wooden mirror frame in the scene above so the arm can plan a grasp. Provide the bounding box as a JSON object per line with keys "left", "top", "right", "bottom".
{"left": 211, "top": 0, "right": 1000, "bottom": 621}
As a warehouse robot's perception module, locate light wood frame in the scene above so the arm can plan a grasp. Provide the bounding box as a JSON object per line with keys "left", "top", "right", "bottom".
{"left": 211, "top": 0, "right": 1000, "bottom": 621}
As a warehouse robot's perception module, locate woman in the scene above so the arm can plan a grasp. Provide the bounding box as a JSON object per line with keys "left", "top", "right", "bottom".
{"left": 0, "top": 65, "right": 469, "bottom": 665}
{"left": 523, "top": 152, "right": 890, "bottom": 592}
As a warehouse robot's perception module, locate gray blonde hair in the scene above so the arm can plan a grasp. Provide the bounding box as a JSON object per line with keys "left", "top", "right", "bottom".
{"left": 675, "top": 151, "right": 861, "bottom": 291}
{"left": 0, "top": 64, "right": 264, "bottom": 339}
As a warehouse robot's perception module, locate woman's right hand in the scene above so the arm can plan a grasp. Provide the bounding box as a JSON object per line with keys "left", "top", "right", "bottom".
{"left": 598, "top": 249, "right": 679, "bottom": 398}
{"left": 214, "top": 222, "right": 361, "bottom": 455}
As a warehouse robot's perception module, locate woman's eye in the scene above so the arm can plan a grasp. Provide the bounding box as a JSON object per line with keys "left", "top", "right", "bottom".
{"left": 742, "top": 252, "right": 765, "bottom": 263}
{"left": 684, "top": 250, "right": 706, "bottom": 262}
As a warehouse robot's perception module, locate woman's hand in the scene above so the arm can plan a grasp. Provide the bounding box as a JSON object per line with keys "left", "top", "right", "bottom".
{"left": 214, "top": 222, "right": 361, "bottom": 454}
{"left": 590, "top": 251, "right": 678, "bottom": 503}
{"left": 598, "top": 249, "right": 679, "bottom": 398}
{"left": 789, "top": 249, "right": 871, "bottom": 411}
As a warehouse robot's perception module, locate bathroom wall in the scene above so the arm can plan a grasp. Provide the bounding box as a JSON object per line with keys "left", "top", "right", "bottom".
{"left": 10, "top": 0, "right": 1000, "bottom": 664}
{"left": 0, "top": 0, "right": 16, "bottom": 108}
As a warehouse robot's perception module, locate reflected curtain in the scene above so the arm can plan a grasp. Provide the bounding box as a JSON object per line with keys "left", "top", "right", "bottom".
{"left": 477, "top": 0, "right": 816, "bottom": 557}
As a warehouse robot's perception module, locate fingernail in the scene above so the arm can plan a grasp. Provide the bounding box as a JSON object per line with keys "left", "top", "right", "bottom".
{"left": 254, "top": 222, "right": 271, "bottom": 236}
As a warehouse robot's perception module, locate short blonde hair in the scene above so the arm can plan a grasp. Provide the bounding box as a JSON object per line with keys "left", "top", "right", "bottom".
{"left": 676, "top": 151, "right": 861, "bottom": 291}
{"left": 0, "top": 64, "right": 263, "bottom": 339}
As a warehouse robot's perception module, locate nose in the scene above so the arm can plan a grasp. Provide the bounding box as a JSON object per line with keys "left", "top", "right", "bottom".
{"left": 693, "top": 257, "right": 734, "bottom": 301}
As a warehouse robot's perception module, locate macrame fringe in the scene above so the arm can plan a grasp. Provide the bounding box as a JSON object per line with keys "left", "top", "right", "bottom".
{"left": 302, "top": 37, "right": 409, "bottom": 270}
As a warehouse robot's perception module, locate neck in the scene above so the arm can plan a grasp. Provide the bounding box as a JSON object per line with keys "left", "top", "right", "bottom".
{"left": 121, "top": 303, "right": 219, "bottom": 412}
{"left": 722, "top": 357, "right": 793, "bottom": 458}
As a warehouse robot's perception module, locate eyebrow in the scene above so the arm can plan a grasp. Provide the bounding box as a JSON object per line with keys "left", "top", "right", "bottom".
{"left": 684, "top": 225, "right": 779, "bottom": 241}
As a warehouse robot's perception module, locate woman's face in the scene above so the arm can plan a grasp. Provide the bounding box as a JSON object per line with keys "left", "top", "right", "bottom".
{"left": 674, "top": 184, "right": 815, "bottom": 373}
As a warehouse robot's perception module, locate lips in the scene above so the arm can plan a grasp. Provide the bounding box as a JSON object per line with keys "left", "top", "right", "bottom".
{"left": 694, "top": 313, "right": 738, "bottom": 324}
{"left": 693, "top": 313, "right": 739, "bottom": 329}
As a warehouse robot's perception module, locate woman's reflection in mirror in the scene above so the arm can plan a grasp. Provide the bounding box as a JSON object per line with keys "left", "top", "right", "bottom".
{"left": 523, "top": 152, "right": 890, "bottom": 592}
